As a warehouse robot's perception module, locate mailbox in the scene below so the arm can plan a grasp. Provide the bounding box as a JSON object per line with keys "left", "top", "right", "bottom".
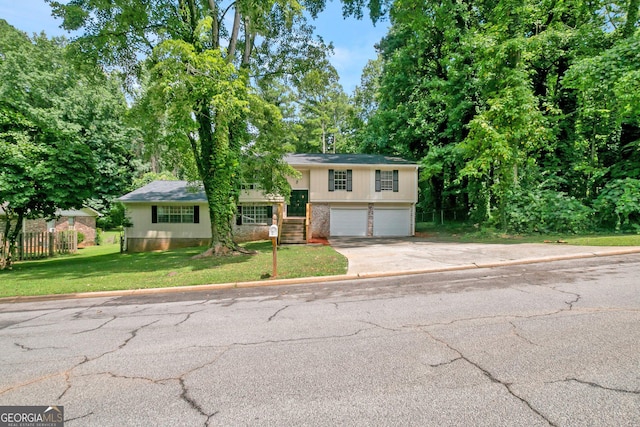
{"left": 269, "top": 225, "right": 278, "bottom": 238}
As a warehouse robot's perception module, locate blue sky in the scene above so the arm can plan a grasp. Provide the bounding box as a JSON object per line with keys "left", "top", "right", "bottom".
{"left": 0, "top": 0, "right": 388, "bottom": 92}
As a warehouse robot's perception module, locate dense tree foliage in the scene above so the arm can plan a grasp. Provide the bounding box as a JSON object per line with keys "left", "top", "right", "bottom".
{"left": 356, "top": 0, "right": 640, "bottom": 232}
{"left": 48, "top": 0, "right": 339, "bottom": 254}
{"left": 0, "top": 21, "right": 135, "bottom": 269}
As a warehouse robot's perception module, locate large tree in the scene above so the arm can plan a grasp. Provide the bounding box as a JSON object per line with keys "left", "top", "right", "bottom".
{"left": 48, "top": 0, "right": 336, "bottom": 255}
{"left": 0, "top": 21, "right": 135, "bottom": 269}
{"left": 364, "top": 0, "right": 640, "bottom": 231}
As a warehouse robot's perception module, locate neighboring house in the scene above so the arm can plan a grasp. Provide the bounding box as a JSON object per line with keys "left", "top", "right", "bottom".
{"left": 0, "top": 206, "right": 101, "bottom": 246}
{"left": 118, "top": 153, "right": 419, "bottom": 252}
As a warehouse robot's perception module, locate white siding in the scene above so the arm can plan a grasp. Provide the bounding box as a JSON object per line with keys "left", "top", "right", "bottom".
{"left": 308, "top": 166, "right": 418, "bottom": 203}
{"left": 125, "top": 203, "right": 211, "bottom": 239}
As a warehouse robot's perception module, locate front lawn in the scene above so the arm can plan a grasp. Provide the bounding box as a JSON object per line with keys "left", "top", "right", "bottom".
{"left": 0, "top": 240, "right": 347, "bottom": 298}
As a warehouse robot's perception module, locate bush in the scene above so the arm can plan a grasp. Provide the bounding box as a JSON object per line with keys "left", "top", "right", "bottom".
{"left": 77, "top": 232, "right": 85, "bottom": 244}
{"left": 594, "top": 178, "right": 640, "bottom": 231}
{"left": 97, "top": 202, "right": 133, "bottom": 230}
{"left": 95, "top": 228, "right": 103, "bottom": 246}
{"left": 505, "top": 188, "right": 593, "bottom": 234}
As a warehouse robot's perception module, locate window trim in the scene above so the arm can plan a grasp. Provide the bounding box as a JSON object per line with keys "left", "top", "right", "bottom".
{"left": 328, "top": 169, "right": 352, "bottom": 192}
{"left": 375, "top": 169, "right": 399, "bottom": 192}
{"left": 236, "top": 204, "right": 273, "bottom": 225}
{"left": 151, "top": 205, "right": 200, "bottom": 224}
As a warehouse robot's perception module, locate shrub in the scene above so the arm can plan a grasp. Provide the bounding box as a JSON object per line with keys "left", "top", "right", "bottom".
{"left": 594, "top": 178, "right": 640, "bottom": 231}
{"left": 505, "top": 188, "right": 593, "bottom": 234}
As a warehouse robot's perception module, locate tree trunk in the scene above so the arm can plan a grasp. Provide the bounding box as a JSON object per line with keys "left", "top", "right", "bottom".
{"left": 623, "top": 0, "right": 639, "bottom": 38}
{"left": 194, "top": 103, "right": 239, "bottom": 256}
{"left": 1, "top": 211, "right": 23, "bottom": 270}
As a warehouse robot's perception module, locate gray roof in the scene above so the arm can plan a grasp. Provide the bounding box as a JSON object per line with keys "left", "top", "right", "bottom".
{"left": 284, "top": 153, "right": 417, "bottom": 166}
{"left": 118, "top": 181, "right": 206, "bottom": 202}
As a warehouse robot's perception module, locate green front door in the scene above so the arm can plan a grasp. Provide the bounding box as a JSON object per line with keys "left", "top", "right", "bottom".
{"left": 288, "top": 190, "right": 308, "bottom": 217}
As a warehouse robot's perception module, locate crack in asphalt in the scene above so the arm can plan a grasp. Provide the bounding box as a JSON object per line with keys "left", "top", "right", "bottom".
{"left": 14, "top": 342, "right": 34, "bottom": 351}
{"left": 117, "top": 319, "right": 160, "bottom": 350}
{"left": 267, "top": 305, "right": 289, "bottom": 322}
{"left": 179, "top": 377, "right": 219, "bottom": 426}
{"left": 230, "top": 328, "right": 371, "bottom": 347}
{"left": 57, "top": 320, "right": 159, "bottom": 400}
{"left": 175, "top": 347, "right": 231, "bottom": 425}
{"left": 359, "top": 320, "right": 400, "bottom": 332}
{"left": 14, "top": 342, "right": 66, "bottom": 351}
{"left": 65, "top": 412, "right": 94, "bottom": 423}
{"left": 548, "top": 287, "right": 581, "bottom": 310}
{"left": 71, "top": 299, "right": 113, "bottom": 319}
{"left": 422, "top": 329, "right": 556, "bottom": 426}
{"left": 427, "top": 356, "right": 463, "bottom": 368}
{"left": 0, "top": 309, "right": 63, "bottom": 330}
{"left": 175, "top": 310, "right": 203, "bottom": 327}
{"left": 0, "top": 372, "right": 66, "bottom": 396}
{"left": 561, "top": 378, "right": 640, "bottom": 395}
{"left": 509, "top": 321, "right": 539, "bottom": 347}
{"left": 73, "top": 316, "right": 116, "bottom": 334}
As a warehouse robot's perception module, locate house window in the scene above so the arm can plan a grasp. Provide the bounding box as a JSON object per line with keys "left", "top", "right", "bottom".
{"left": 328, "top": 169, "right": 352, "bottom": 192}
{"left": 152, "top": 205, "right": 200, "bottom": 223}
{"left": 375, "top": 170, "right": 399, "bottom": 192}
{"left": 380, "top": 171, "right": 393, "bottom": 191}
{"left": 334, "top": 170, "right": 347, "bottom": 190}
{"left": 68, "top": 217, "right": 75, "bottom": 228}
{"left": 236, "top": 205, "right": 272, "bottom": 225}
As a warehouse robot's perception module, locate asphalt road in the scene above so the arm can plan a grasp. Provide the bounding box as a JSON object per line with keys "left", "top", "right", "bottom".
{"left": 1, "top": 254, "right": 639, "bottom": 426}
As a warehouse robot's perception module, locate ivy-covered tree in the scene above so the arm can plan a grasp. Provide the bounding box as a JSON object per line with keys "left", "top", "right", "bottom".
{"left": 48, "top": 0, "right": 334, "bottom": 255}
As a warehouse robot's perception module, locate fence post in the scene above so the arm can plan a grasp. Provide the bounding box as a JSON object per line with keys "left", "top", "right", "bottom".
{"left": 49, "top": 232, "right": 54, "bottom": 257}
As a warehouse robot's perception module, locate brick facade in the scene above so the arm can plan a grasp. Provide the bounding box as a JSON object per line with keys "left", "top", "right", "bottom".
{"left": 18, "top": 215, "right": 97, "bottom": 245}
{"left": 310, "top": 203, "right": 330, "bottom": 238}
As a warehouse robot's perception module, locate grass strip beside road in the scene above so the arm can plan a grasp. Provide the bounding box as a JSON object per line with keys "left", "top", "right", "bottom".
{"left": 0, "top": 241, "right": 347, "bottom": 298}
{"left": 416, "top": 222, "right": 640, "bottom": 246}
{"left": 3, "top": 226, "right": 639, "bottom": 299}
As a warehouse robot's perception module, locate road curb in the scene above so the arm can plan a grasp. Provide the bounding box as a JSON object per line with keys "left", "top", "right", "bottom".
{"left": 2, "top": 248, "right": 639, "bottom": 304}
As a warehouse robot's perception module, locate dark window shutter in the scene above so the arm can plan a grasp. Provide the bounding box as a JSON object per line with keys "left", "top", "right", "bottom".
{"left": 267, "top": 205, "right": 273, "bottom": 221}
{"left": 347, "top": 170, "right": 353, "bottom": 192}
{"left": 393, "top": 170, "right": 399, "bottom": 192}
{"left": 152, "top": 205, "right": 158, "bottom": 223}
{"left": 328, "top": 169, "right": 335, "bottom": 191}
{"left": 194, "top": 206, "right": 200, "bottom": 223}
{"left": 236, "top": 206, "right": 242, "bottom": 225}
{"left": 375, "top": 170, "right": 381, "bottom": 192}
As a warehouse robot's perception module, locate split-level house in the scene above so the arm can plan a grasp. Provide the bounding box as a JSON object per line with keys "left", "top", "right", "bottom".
{"left": 118, "top": 153, "right": 419, "bottom": 252}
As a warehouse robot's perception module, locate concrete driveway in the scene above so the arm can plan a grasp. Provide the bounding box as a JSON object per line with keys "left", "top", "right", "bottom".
{"left": 329, "top": 237, "right": 640, "bottom": 276}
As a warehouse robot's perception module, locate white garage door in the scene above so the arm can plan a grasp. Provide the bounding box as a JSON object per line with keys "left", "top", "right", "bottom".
{"left": 330, "top": 208, "right": 368, "bottom": 236}
{"left": 373, "top": 208, "right": 411, "bottom": 236}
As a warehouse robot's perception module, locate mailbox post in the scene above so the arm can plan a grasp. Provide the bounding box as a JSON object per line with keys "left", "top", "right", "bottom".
{"left": 268, "top": 214, "right": 278, "bottom": 278}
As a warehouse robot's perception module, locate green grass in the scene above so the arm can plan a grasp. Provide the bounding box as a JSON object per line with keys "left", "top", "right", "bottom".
{"left": 4, "top": 225, "right": 639, "bottom": 298}
{"left": 415, "top": 222, "right": 640, "bottom": 246}
{"left": 0, "top": 239, "right": 347, "bottom": 298}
